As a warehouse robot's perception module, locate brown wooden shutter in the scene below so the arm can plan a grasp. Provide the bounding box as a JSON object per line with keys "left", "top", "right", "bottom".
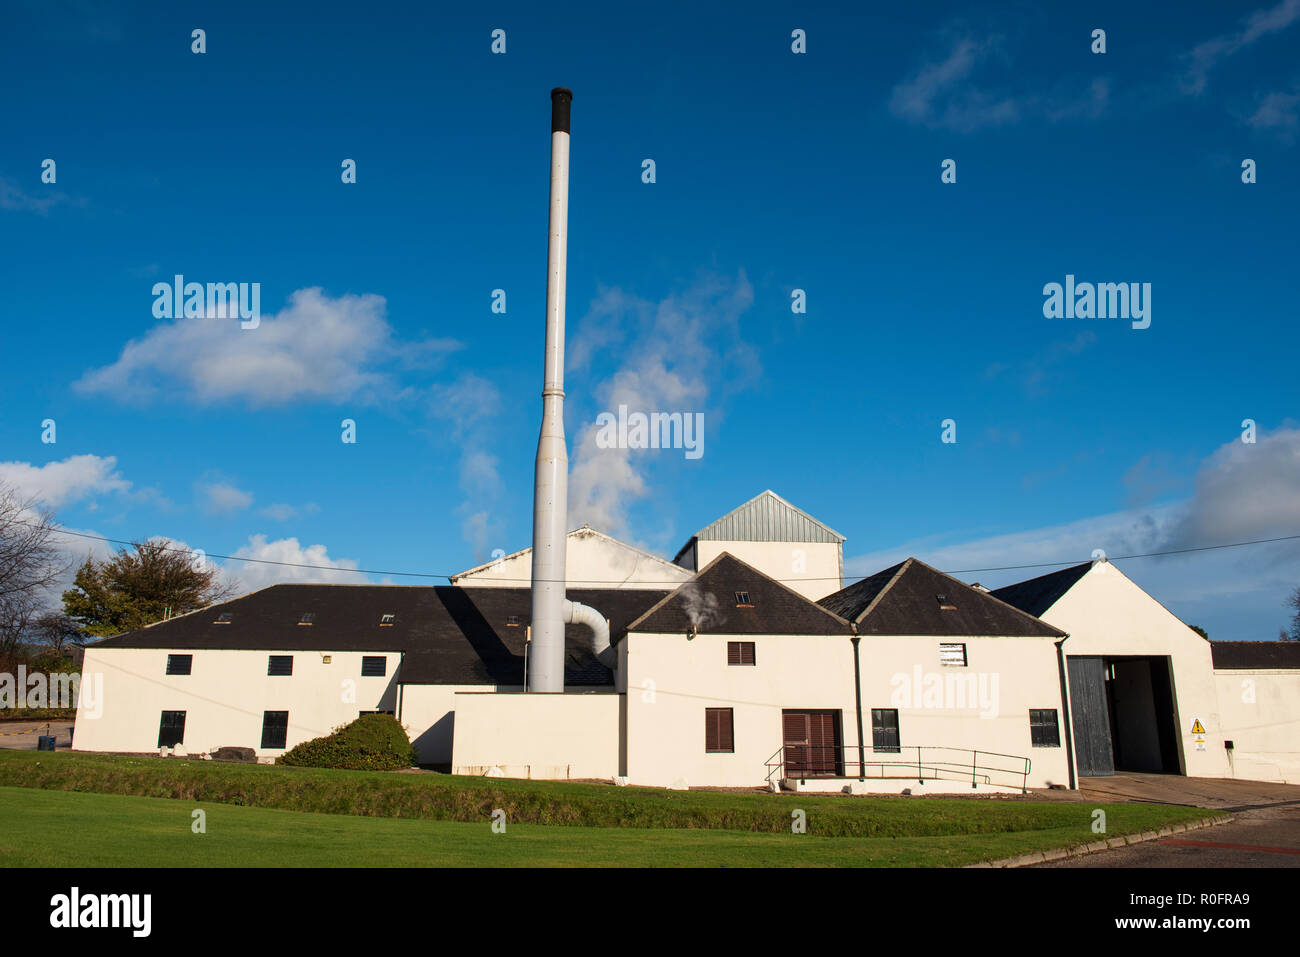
{"left": 705, "top": 708, "right": 734, "bottom": 752}
{"left": 727, "top": 641, "right": 755, "bottom": 665}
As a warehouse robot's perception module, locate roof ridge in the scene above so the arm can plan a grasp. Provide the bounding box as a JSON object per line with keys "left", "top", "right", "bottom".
{"left": 852, "top": 558, "right": 912, "bottom": 624}
{"left": 906, "top": 557, "right": 1068, "bottom": 637}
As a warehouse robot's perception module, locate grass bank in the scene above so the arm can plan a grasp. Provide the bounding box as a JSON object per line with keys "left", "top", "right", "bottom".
{"left": 0, "top": 787, "right": 1216, "bottom": 867}
{"left": 0, "top": 750, "right": 1211, "bottom": 845}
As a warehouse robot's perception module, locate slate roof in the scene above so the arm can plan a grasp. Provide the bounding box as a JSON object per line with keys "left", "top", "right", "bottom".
{"left": 818, "top": 558, "right": 1065, "bottom": 638}
{"left": 90, "top": 584, "right": 670, "bottom": 686}
{"left": 628, "top": 552, "right": 852, "bottom": 636}
{"left": 989, "top": 562, "right": 1093, "bottom": 618}
{"left": 1210, "top": 640, "right": 1300, "bottom": 670}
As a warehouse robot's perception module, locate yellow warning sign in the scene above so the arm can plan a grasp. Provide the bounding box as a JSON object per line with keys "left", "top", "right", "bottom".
{"left": 1191, "top": 719, "right": 1206, "bottom": 734}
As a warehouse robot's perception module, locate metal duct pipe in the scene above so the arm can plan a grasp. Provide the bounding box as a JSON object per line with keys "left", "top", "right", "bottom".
{"left": 529, "top": 87, "right": 577, "bottom": 693}
{"left": 566, "top": 600, "right": 613, "bottom": 668}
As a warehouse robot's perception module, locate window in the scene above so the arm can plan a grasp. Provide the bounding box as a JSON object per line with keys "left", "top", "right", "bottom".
{"left": 214, "top": 613, "right": 232, "bottom": 624}
{"left": 705, "top": 708, "right": 734, "bottom": 753}
{"left": 361, "top": 656, "right": 387, "bottom": 677}
{"left": 506, "top": 616, "right": 521, "bottom": 627}
{"left": 871, "top": 708, "right": 900, "bottom": 753}
{"left": 158, "top": 711, "right": 186, "bottom": 748}
{"left": 165, "top": 654, "right": 192, "bottom": 676}
{"left": 734, "top": 591, "right": 752, "bottom": 607}
{"left": 939, "top": 642, "right": 967, "bottom": 667}
{"left": 727, "top": 641, "right": 756, "bottom": 666}
{"left": 936, "top": 594, "right": 956, "bottom": 610}
{"left": 1030, "top": 709, "right": 1061, "bottom": 747}
{"left": 267, "top": 655, "right": 293, "bottom": 676}
{"left": 379, "top": 614, "right": 396, "bottom": 626}
{"left": 298, "top": 612, "right": 314, "bottom": 626}
{"left": 261, "top": 711, "right": 289, "bottom": 749}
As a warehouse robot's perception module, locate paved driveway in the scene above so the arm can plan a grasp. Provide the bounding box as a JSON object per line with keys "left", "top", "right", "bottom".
{"left": 0, "top": 721, "right": 76, "bottom": 750}
{"left": 1031, "top": 773, "right": 1300, "bottom": 868}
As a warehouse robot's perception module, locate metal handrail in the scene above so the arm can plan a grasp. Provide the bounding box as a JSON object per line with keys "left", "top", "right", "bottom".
{"left": 765, "top": 744, "right": 1031, "bottom": 792}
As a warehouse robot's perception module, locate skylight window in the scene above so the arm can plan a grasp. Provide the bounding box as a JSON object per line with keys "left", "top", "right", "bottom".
{"left": 214, "top": 613, "right": 232, "bottom": 624}
{"left": 936, "top": 594, "right": 956, "bottom": 611}
{"left": 379, "top": 614, "right": 396, "bottom": 627}
{"left": 298, "top": 613, "right": 315, "bottom": 626}
{"left": 506, "top": 616, "right": 521, "bottom": 627}
{"left": 734, "top": 591, "right": 752, "bottom": 607}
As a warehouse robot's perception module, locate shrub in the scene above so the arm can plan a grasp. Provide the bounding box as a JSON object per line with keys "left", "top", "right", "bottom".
{"left": 278, "top": 714, "right": 416, "bottom": 771}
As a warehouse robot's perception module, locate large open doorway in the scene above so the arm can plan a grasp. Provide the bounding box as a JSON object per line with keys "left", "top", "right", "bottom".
{"left": 1068, "top": 655, "right": 1182, "bottom": 777}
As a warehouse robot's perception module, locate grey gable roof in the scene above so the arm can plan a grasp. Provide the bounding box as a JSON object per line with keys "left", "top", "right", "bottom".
{"left": 672, "top": 490, "right": 844, "bottom": 563}
{"left": 628, "top": 552, "right": 852, "bottom": 636}
{"left": 989, "top": 562, "right": 1093, "bottom": 618}
{"left": 819, "top": 558, "right": 1065, "bottom": 638}
{"left": 1210, "top": 641, "right": 1300, "bottom": 670}
{"left": 90, "top": 583, "right": 670, "bottom": 686}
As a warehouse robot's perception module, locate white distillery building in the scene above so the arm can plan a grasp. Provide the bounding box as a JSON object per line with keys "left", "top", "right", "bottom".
{"left": 71, "top": 490, "right": 1300, "bottom": 791}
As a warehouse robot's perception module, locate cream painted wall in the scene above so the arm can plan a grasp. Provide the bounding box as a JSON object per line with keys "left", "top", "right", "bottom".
{"left": 73, "top": 647, "right": 402, "bottom": 757}
{"left": 694, "top": 540, "right": 842, "bottom": 601}
{"left": 397, "top": 683, "right": 518, "bottom": 765}
{"left": 1214, "top": 670, "right": 1300, "bottom": 784}
{"left": 1034, "top": 564, "right": 1233, "bottom": 779}
{"left": 451, "top": 528, "right": 691, "bottom": 590}
{"left": 624, "top": 631, "right": 1070, "bottom": 789}
{"left": 450, "top": 690, "right": 621, "bottom": 779}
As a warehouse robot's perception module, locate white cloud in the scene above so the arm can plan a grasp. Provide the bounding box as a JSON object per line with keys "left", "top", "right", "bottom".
{"left": 567, "top": 272, "right": 758, "bottom": 536}
{"left": 197, "top": 481, "right": 254, "bottom": 514}
{"left": 1247, "top": 88, "right": 1300, "bottom": 138}
{"left": 225, "top": 535, "right": 363, "bottom": 594}
{"left": 1182, "top": 0, "right": 1300, "bottom": 95}
{"left": 889, "top": 35, "right": 1107, "bottom": 133}
{"left": 844, "top": 426, "right": 1300, "bottom": 641}
{"left": 0, "top": 176, "right": 83, "bottom": 215}
{"left": 75, "top": 287, "right": 461, "bottom": 407}
{"left": 0, "top": 455, "right": 131, "bottom": 509}
{"left": 428, "top": 373, "right": 505, "bottom": 557}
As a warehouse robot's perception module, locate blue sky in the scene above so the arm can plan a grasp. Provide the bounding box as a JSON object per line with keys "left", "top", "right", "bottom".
{"left": 2, "top": 1, "right": 1297, "bottom": 640}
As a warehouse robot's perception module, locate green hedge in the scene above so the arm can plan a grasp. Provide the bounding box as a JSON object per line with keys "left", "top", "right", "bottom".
{"left": 278, "top": 714, "right": 416, "bottom": 771}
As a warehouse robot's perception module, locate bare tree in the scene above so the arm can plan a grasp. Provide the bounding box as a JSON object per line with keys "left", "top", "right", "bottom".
{"left": 1286, "top": 586, "right": 1300, "bottom": 641}
{"left": 0, "top": 483, "right": 67, "bottom": 657}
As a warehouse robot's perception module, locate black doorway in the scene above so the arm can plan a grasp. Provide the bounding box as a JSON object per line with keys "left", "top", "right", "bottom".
{"left": 1068, "top": 655, "right": 1182, "bottom": 777}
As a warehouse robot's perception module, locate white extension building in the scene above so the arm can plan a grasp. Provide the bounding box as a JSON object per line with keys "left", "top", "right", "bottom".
{"left": 71, "top": 492, "right": 1300, "bottom": 791}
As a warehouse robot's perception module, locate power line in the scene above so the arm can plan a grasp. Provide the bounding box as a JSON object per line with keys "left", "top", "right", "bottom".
{"left": 12, "top": 518, "right": 1300, "bottom": 587}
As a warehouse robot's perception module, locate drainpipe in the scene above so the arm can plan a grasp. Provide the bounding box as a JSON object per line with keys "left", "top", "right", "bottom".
{"left": 851, "top": 625, "right": 865, "bottom": 782}
{"left": 1055, "top": 635, "right": 1077, "bottom": 790}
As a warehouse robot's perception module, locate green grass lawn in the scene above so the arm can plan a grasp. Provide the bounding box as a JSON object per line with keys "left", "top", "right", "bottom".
{"left": 0, "top": 751, "right": 1218, "bottom": 866}
{"left": 0, "top": 786, "right": 1211, "bottom": 867}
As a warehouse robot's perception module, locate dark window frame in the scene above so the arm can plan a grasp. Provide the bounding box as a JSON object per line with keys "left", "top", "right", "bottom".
{"left": 165, "top": 654, "right": 192, "bottom": 676}
{"left": 734, "top": 591, "right": 752, "bottom": 607}
{"left": 267, "top": 655, "right": 293, "bottom": 676}
{"left": 261, "top": 710, "right": 289, "bottom": 749}
{"left": 705, "top": 707, "right": 734, "bottom": 753}
{"left": 1030, "top": 709, "right": 1061, "bottom": 748}
{"left": 727, "top": 640, "right": 756, "bottom": 666}
{"left": 871, "top": 708, "right": 901, "bottom": 753}
{"left": 361, "top": 656, "right": 387, "bottom": 677}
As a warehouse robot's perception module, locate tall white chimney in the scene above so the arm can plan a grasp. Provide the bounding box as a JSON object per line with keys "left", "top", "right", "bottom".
{"left": 529, "top": 88, "right": 575, "bottom": 693}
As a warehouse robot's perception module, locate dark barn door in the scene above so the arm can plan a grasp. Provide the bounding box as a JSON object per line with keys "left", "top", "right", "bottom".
{"left": 782, "top": 710, "right": 842, "bottom": 777}
{"left": 1067, "top": 656, "right": 1115, "bottom": 776}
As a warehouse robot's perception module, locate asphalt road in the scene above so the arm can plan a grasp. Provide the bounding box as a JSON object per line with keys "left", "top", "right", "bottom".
{"left": 0, "top": 721, "right": 76, "bottom": 750}
{"left": 1031, "top": 773, "right": 1300, "bottom": 868}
